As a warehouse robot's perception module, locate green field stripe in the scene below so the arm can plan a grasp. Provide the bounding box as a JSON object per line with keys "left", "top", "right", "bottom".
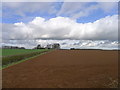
{"left": 2, "top": 49, "right": 54, "bottom": 70}
{"left": 2, "top": 49, "right": 49, "bottom": 57}
{"left": 2, "top": 49, "right": 48, "bottom": 56}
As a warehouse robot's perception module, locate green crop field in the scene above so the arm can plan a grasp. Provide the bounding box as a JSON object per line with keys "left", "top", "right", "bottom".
{"left": 2, "top": 48, "right": 51, "bottom": 69}
{"left": 0, "top": 49, "right": 1, "bottom": 56}
{"left": 2, "top": 49, "right": 48, "bottom": 56}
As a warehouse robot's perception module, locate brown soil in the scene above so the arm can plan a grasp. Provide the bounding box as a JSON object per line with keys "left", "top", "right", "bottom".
{"left": 2, "top": 50, "right": 118, "bottom": 88}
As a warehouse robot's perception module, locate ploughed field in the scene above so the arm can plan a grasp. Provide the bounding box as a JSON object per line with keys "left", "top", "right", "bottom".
{"left": 3, "top": 50, "right": 118, "bottom": 88}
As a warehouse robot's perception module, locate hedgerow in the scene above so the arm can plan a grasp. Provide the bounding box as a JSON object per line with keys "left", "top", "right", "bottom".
{"left": 2, "top": 50, "right": 49, "bottom": 66}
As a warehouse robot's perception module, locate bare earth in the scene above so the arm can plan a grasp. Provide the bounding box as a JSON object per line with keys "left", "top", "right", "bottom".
{"left": 2, "top": 50, "right": 118, "bottom": 88}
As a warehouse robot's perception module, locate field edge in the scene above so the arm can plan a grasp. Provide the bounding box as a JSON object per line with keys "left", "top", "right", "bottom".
{"left": 2, "top": 50, "right": 54, "bottom": 70}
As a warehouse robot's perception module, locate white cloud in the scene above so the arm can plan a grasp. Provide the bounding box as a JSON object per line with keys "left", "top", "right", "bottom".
{"left": 2, "top": 0, "right": 119, "bottom": 2}
{"left": 56, "top": 2, "right": 87, "bottom": 17}
{"left": 2, "top": 2, "right": 117, "bottom": 20}
{"left": 63, "top": 0, "right": 119, "bottom": 2}
{"left": 2, "top": 0, "right": 57, "bottom": 2}
{"left": 2, "top": 15, "right": 118, "bottom": 40}
{"left": 57, "top": 2, "right": 117, "bottom": 19}
{"left": 71, "top": 4, "right": 99, "bottom": 19}
{"left": 98, "top": 2, "right": 117, "bottom": 12}
{"left": 1, "top": 39, "right": 119, "bottom": 50}
{"left": 2, "top": 2, "right": 57, "bottom": 17}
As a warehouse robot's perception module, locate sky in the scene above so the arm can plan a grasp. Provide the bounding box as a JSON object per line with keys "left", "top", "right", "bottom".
{"left": 1, "top": 1, "right": 119, "bottom": 49}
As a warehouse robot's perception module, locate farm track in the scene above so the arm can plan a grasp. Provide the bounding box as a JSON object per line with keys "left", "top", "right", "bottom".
{"left": 2, "top": 50, "right": 118, "bottom": 88}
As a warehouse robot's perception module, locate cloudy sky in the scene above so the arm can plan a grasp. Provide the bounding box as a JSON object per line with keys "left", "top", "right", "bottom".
{"left": 1, "top": 0, "right": 119, "bottom": 49}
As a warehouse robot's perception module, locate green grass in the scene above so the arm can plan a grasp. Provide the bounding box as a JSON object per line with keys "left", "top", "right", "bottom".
{"left": 1, "top": 48, "right": 53, "bottom": 69}
{"left": 2, "top": 49, "right": 47, "bottom": 56}
{"left": 0, "top": 49, "right": 2, "bottom": 56}
{"left": 2, "top": 51, "right": 49, "bottom": 70}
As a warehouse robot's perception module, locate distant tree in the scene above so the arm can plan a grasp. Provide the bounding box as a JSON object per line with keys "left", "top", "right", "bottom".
{"left": 52, "top": 43, "right": 60, "bottom": 49}
{"left": 37, "top": 44, "right": 41, "bottom": 49}
{"left": 46, "top": 44, "right": 52, "bottom": 49}
{"left": 20, "top": 47, "right": 25, "bottom": 49}
{"left": 70, "top": 48, "right": 75, "bottom": 50}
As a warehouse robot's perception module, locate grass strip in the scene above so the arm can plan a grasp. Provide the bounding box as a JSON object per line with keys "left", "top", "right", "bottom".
{"left": 2, "top": 49, "right": 54, "bottom": 69}
{"left": 2, "top": 49, "right": 47, "bottom": 56}
{"left": 2, "top": 51, "right": 48, "bottom": 69}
